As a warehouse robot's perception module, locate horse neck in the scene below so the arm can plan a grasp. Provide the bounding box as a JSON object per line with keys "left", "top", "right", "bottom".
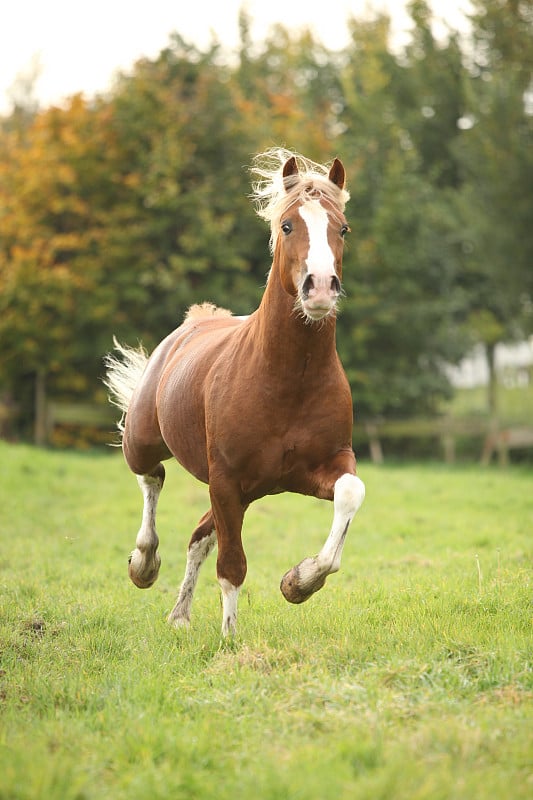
{"left": 254, "top": 248, "right": 337, "bottom": 369}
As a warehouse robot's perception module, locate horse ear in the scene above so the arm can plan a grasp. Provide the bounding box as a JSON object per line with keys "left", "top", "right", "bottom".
{"left": 282, "top": 156, "right": 299, "bottom": 191}
{"left": 328, "top": 158, "right": 346, "bottom": 190}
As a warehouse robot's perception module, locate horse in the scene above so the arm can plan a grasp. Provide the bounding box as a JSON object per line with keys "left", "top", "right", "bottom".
{"left": 104, "top": 148, "right": 365, "bottom": 636}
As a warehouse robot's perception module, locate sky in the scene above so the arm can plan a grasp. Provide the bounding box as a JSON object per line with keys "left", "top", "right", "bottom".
{"left": 0, "top": 0, "right": 472, "bottom": 115}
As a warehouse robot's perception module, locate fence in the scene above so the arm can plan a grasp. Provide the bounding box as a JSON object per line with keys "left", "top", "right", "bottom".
{"left": 1, "top": 400, "right": 532, "bottom": 463}
{"left": 357, "top": 417, "right": 533, "bottom": 465}
{"left": 47, "top": 405, "right": 533, "bottom": 464}
{"left": 44, "top": 402, "right": 118, "bottom": 447}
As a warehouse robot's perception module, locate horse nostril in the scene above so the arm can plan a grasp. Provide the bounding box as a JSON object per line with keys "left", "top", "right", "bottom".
{"left": 302, "top": 274, "right": 315, "bottom": 299}
{"left": 331, "top": 275, "right": 341, "bottom": 295}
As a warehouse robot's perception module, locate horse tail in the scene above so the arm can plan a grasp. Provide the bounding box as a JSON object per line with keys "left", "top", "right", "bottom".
{"left": 103, "top": 336, "right": 149, "bottom": 436}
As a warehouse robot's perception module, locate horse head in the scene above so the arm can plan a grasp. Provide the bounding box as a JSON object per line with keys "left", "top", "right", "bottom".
{"left": 275, "top": 155, "right": 349, "bottom": 322}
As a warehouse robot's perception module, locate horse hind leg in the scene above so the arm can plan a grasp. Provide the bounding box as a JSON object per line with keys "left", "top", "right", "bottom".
{"left": 128, "top": 464, "right": 165, "bottom": 588}
{"left": 168, "top": 510, "right": 216, "bottom": 627}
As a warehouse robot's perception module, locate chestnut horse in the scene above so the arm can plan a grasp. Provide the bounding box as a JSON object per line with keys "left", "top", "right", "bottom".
{"left": 105, "top": 149, "right": 365, "bottom": 636}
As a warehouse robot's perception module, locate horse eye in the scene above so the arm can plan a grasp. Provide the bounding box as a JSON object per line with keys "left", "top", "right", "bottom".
{"left": 281, "top": 221, "right": 293, "bottom": 235}
{"left": 340, "top": 225, "right": 350, "bottom": 238}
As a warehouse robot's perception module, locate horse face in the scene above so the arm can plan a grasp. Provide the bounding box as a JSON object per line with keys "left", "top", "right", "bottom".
{"left": 278, "top": 158, "right": 349, "bottom": 322}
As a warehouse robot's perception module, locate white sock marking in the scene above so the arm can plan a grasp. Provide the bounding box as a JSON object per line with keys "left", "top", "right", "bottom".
{"left": 317, "top": 474, "right": 365, "bottom": 573}
{"left": 136, "top": 474, "right": 162, "bottom": 551}
{"left": 169, "top": 531, "right": 216, "bottom": 625}
{"left": 219, "top": 577, "right": 241, "bottom": 637}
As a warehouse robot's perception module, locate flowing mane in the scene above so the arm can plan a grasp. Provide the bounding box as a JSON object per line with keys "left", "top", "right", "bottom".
{"left": 250, "top": 148, "right": 351, "bottom": 252}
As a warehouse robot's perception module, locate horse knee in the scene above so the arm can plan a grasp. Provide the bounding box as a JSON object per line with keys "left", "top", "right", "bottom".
{"left": 334, "top": 473, "right": 365, "bottom": 517}
{"left": 217, "top": 550, "right": 247, "bottom": 589}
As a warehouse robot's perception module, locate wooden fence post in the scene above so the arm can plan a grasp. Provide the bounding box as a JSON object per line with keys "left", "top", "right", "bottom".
{"left": 365, "top": 422, "right": 384, "bottom": 464}
{"left": 34, "top": 369, "right": 48, "bottom": 446}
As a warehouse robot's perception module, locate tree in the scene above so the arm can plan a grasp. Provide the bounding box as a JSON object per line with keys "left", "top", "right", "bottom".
{"left": 0, "top": 35, "right": 269, "bottom": 438}
{"left": 336, "top": 10, "right": 468, "bottom": 418}
{"left": 0, "top": 95, "right": 123, "bottom": 436}
{"left": 454, "top": 0, "right": 533, "bottom": 415}
{"left": 235, "top": 12, "right": 344, "bottom": 158}
{"left": 394, "top": 0, "right": 467, "bottom": 188}
{"left": 3, "top": 8, "right": 530, "bottom": 443}
{"left": 104, "top": 33, "right": 266, "bottom": 342}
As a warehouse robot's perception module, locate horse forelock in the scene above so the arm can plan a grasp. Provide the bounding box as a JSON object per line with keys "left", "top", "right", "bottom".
{"left": 250, "top": 149, "right": 350, "bottom": 253}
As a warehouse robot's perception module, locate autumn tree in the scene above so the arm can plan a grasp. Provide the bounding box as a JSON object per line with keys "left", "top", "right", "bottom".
{"left": 101, "top": 34, "right": 270, "bottom": 346}
{"left": 0, "top": 95, "right": 123, "bottom": 437}
{"left": 1, "top": 6, "right": 531, "bottom": 443}
{"left": 0, "top": 36, "right": 268, "bottom": 438}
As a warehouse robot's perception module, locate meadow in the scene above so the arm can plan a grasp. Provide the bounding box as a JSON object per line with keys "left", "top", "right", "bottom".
{"left": 0, "top": 442, "right": 531, "bottom": 799}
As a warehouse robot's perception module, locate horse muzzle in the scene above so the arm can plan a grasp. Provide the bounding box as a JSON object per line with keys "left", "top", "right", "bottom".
{"left": 300, "top": 272, "right": 341, "bottom": 320}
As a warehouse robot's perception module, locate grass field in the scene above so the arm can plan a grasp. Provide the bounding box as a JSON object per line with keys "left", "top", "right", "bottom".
{"left": 0, "top": 442, "right": 531, "bottom": 799}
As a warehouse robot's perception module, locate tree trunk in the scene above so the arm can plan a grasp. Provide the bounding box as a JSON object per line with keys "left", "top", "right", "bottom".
{"left": 34, "top": 369, "right": 47, "bottom": 446}
{"left": 486, "top": 342, "right": 498, "bottom": 420}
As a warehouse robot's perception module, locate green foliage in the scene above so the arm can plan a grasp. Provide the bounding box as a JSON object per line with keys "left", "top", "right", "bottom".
{"left": 454, "top": 0, "right": 533, "bottom": 343}
{"left": 91, "top": 35, "right": 266, "bottom": 344}
{"left": 336, "top": 9, "right": 468, "bottom": 416}
{"left": 0, "top": 1, "right": 531, "bottom": 432}
{"left": 0, "top": 443, "right": 532, "bottom": 799}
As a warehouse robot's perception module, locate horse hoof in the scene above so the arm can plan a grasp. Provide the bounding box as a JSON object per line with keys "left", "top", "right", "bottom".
{"left": 128, "top": 548, "right": 161, "bottom": 589}
{"left": 167, "top": 614, "right": 190, "bottom": 629}
{"left": 280, "top": 561, "right": 328, "bottom": 604}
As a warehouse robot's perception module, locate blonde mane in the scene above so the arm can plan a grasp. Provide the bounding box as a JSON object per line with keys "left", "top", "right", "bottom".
{"left": 250, "top": 148, "right": 350, "bottom": 252}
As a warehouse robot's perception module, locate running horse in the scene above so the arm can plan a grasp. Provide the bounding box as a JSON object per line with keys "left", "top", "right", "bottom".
{"left": 105, "top": 149, "right": 365, "bottom": 636}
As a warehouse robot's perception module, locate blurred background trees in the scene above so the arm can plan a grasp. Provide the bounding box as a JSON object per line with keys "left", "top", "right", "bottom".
{"left": 0, "top": 0, "right": 531, "bottom": 441}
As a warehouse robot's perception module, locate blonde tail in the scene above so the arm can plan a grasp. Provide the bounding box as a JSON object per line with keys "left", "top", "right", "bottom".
{"left": 103, "top": 336, "right": 148, "bottom": 436}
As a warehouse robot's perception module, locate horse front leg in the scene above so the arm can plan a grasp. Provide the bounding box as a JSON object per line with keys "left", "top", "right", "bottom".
{"left": 128, "top": 464, "right": 165, "bottom": 588}
{"left": 168, "top": 509, "right": 216, "bottom": 627}
{"left": 280, "top": 469, "right": 365, "bottom": 604}
{"left": 209, "top": 473, "right": 247, "bottom": 637}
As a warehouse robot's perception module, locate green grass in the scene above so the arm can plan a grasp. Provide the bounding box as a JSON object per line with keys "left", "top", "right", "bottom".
{"left": 1, "top": 442, "right": 531, "bottom": 799}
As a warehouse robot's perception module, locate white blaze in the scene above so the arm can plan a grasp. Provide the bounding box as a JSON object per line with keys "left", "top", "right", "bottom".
{"left": 298, "top": 200, "right": 335, "bottom": 277}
